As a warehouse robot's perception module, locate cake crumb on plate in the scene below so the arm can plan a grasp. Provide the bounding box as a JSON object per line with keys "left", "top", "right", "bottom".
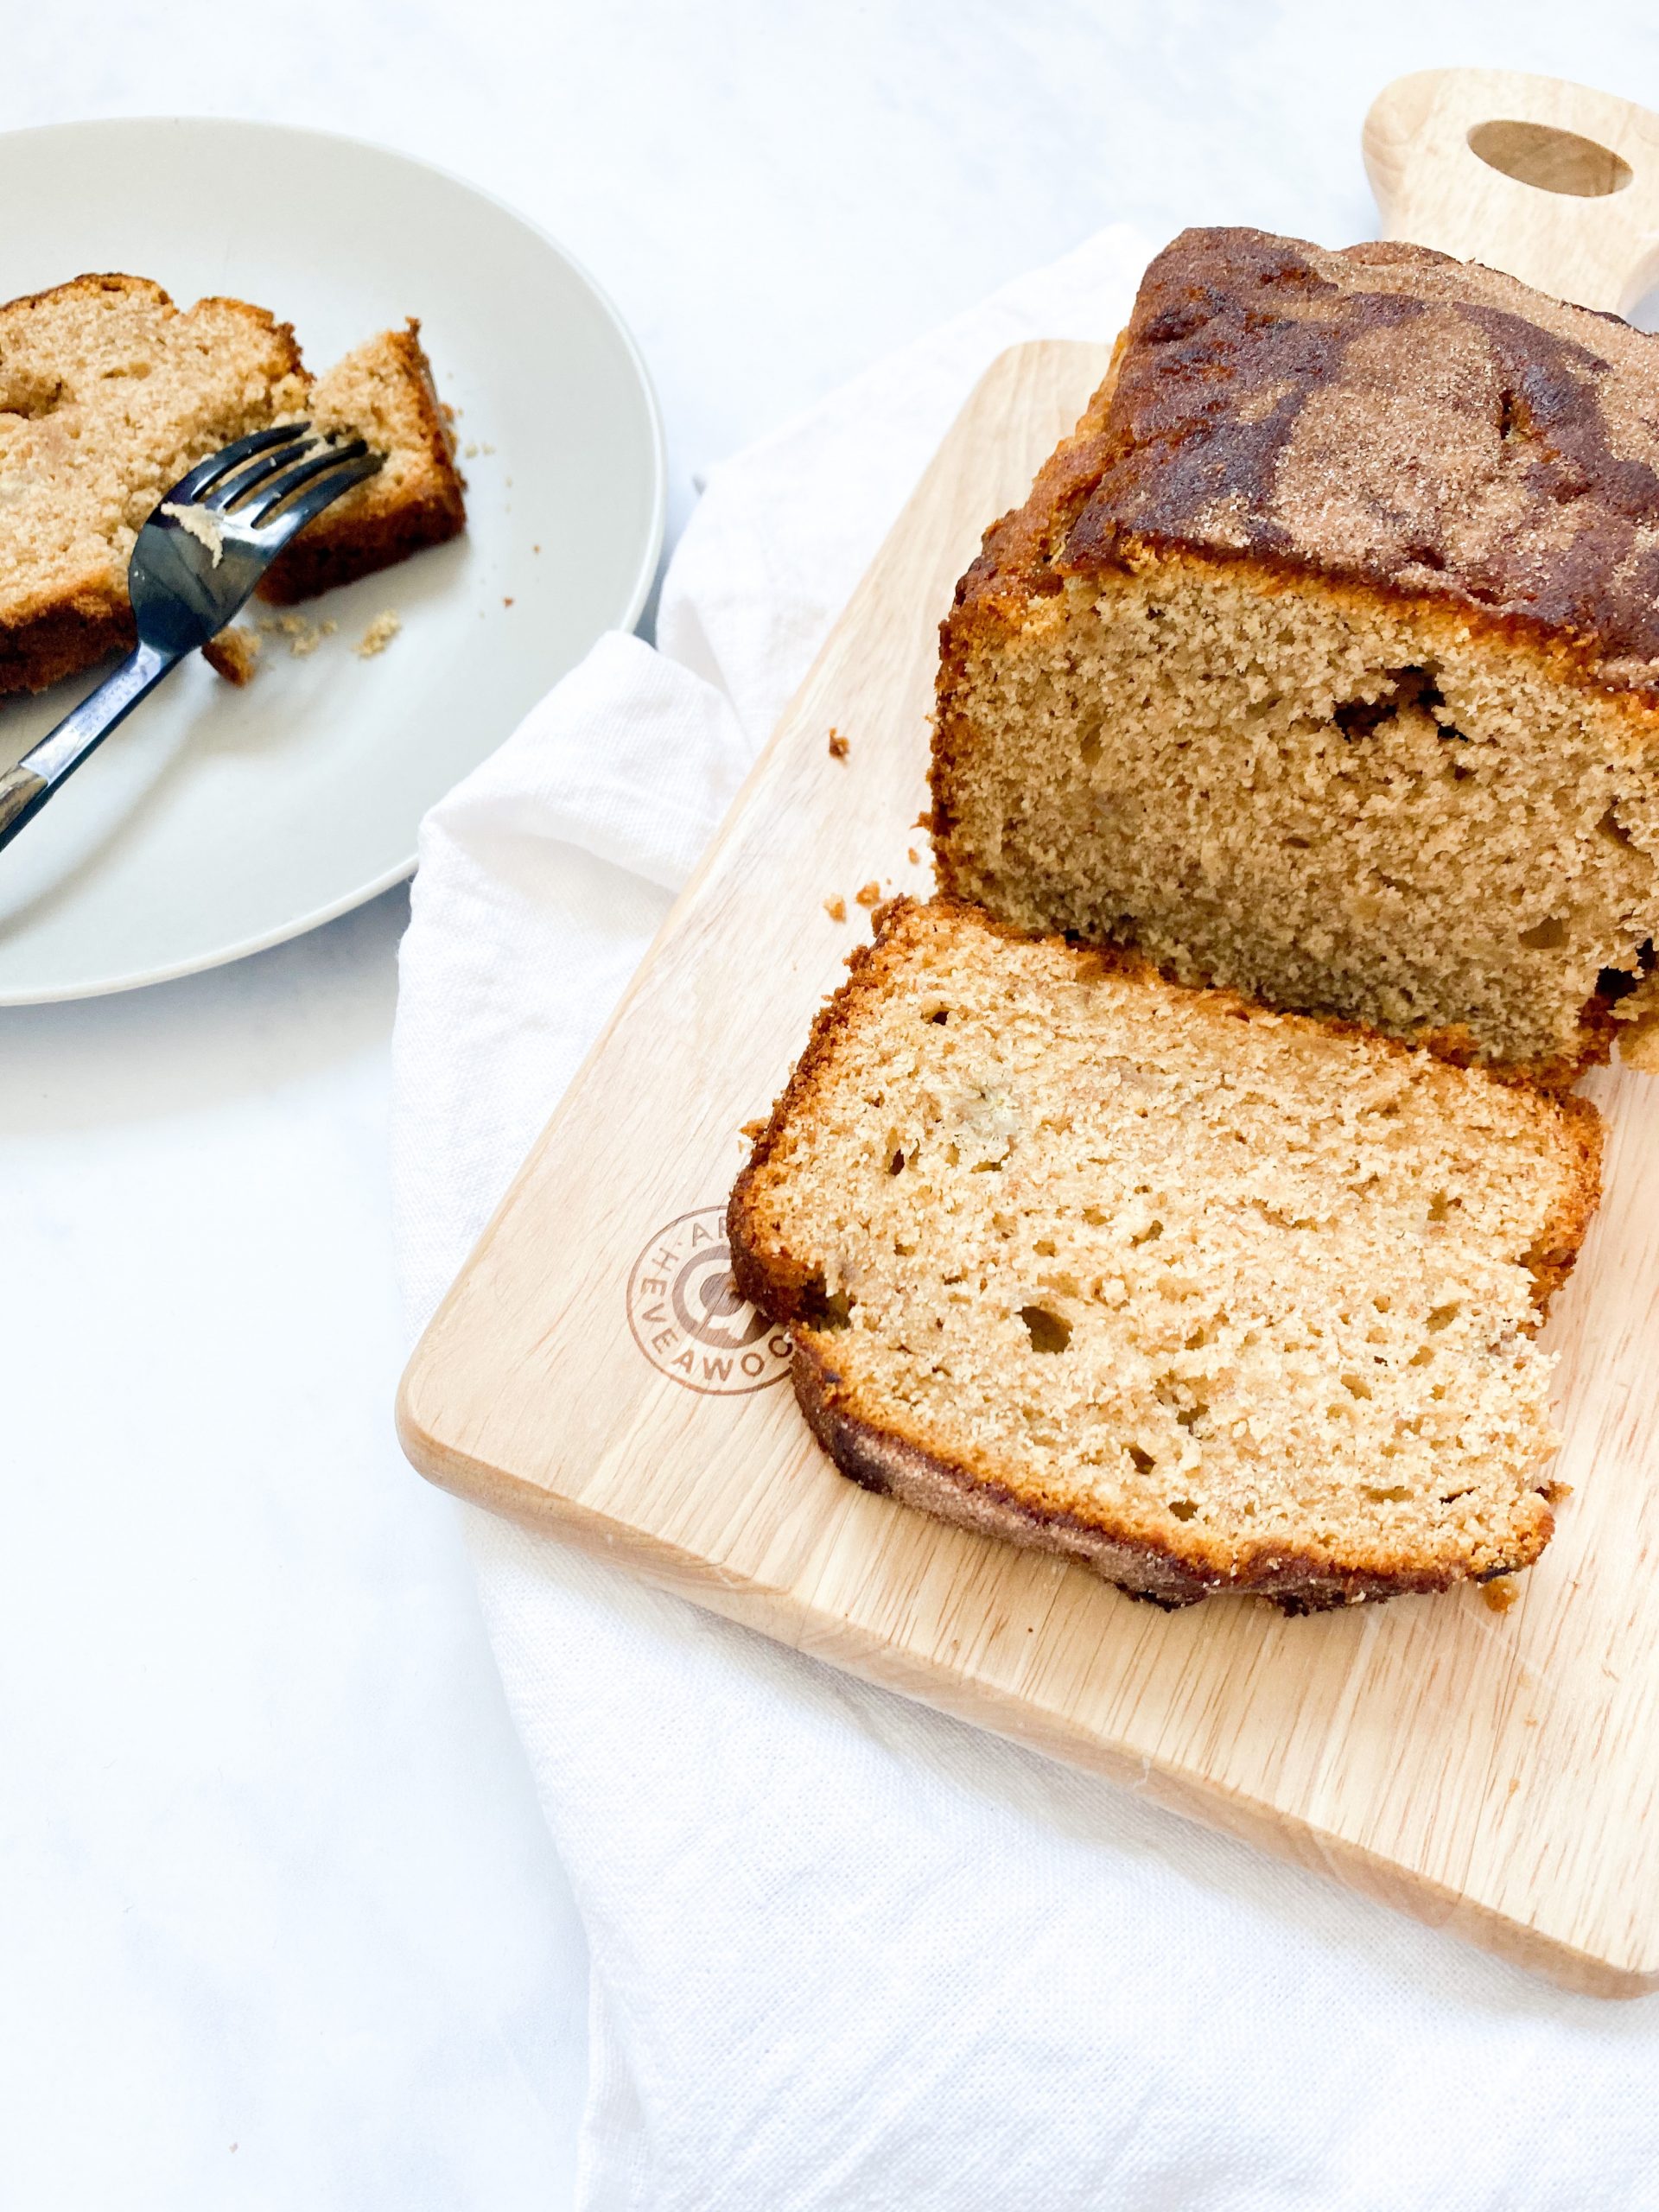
{"left": 203, "top": 625, "right": 261, "bottom": 685}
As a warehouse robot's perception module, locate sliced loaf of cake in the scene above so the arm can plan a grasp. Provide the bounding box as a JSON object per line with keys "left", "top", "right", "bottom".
{"left": 0, "top": 276, "right": 466, "bottom": 692}
{"left": 931, "top": 226, "right": 1659, "bottom": 1081}
{"left": 728, "top": 900, "right": 1599, "bottom": 1611}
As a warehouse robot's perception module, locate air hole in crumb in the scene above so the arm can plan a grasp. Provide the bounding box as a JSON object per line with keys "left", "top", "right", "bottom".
{"left": 1365, "top": 1484, "right": 1412, "bottom": 1504}
{"left": 1130, "top": 1220, "right": 1164, "bottom": 1247}
{"left": 1519, "top": 916, "right": 1568, "bottom": 950}
{"left": 925, "top": 1007, "right": 950, "bottom": 1025}
{"left": 1168, "top": 1498, "right": 1198, "bottom": 1521}
{"left": 1599, "top": 964, "right": 1639, "bottom": 1002}
{"left": 1427, "top": 1302, "right": 1460, "bottom": 1332}
{"left": 1427, "top": 1192, "right": 1454, "bottom": 1222}
{"left": 887, "top": 1148, "right": 906, "bottom": 1175}
{"left": 1034, "top": 1237, "right": 1057, "bottom": 1257}
{"left": 1127, "top": 1445, "right": 1156, "bottom": 1473}
{"left": 1341, "top": 1373, "right": 1372, "bottom": 1400}
{"left": 1020, "top": 1305, "right": 1071, "bottom": 1354}
{"left": 1174, "top": 1403, "right": 1208, "bottom": 1430}
{"left": 1079, "top": 722, "right": 1103, "bottom": 769}
{"left": 3, "top": 374, "right": 65, "bottom": 419}
{"left": 801, "top": 1274, "right": 852, "bottom": 1331}
{"left": 1333, "top": 665, "right": 1445, "bottom": 739}
{"left": 1598, "top": 807, "right": 1635, "bottom": 851}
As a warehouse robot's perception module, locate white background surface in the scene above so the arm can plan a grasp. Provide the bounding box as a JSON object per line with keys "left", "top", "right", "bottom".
{"left": 7, "top": 6, "right": 1659, "bottom": 2207}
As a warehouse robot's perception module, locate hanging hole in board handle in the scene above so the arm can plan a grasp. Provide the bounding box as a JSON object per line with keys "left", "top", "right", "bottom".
{"left": 1467, "top": 118, "right": 1633, "bottom": 198}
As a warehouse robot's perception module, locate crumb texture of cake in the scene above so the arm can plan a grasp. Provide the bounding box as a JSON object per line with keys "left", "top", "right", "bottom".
{"left": 259, "top": 322, "right": 465, "bottom": 604}
{"left": 0, "top": 281, "right": 467, "bottom": 693}
{"left": 729, "top": 900, "right": 1600, "bottom": 1611}
{"left": 932, "top": 226, "right": 1659, "bottom": 1077}
{"left": 0, "top": 274, "right": 306, "bottom": 692}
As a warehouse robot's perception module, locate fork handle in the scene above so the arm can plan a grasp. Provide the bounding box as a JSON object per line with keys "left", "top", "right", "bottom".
{"left": 0, "top": 640, "right": 175, "bottom": 855}
{"left": 0, "top": 761, "right": 51, "bottom": 846}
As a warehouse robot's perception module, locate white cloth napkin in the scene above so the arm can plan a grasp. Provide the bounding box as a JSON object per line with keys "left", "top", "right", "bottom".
{"left": 391, "top": 226, "right": 1659, "bottom": 2212}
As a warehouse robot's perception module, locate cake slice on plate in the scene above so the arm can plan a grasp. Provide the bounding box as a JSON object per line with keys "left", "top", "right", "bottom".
{"left": 259, "top": 321, "right": 467, "bottom": 603}
{"left": 0, "top": 274, "right": 466, "bottom": 693}
{"left": 729, "top": 900, "right": 1599, "bottom": 1612}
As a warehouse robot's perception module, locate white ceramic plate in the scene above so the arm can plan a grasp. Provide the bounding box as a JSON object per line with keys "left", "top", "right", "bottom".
{"left": 0, "top": 118, "right": 665, "bottom": 1003}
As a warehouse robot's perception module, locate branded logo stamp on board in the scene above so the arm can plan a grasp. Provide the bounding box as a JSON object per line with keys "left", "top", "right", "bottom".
{"left": 626, "top": 1207, "right": 791, "bottom": 1395}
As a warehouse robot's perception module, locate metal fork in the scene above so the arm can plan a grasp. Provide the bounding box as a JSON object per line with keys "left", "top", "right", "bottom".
{"left": 0, "top": 423, "right": 384, "bottom": 852}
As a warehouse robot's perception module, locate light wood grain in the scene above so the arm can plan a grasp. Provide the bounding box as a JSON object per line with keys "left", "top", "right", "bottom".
{"left": 1364, "top": 68, "right": 1659, "bottom": 310}
{"left": 400, "top": 76, "right": 1659, "bottom": 1994}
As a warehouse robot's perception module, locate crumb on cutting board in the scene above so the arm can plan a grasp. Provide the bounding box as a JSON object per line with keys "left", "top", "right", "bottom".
{"left": 828, "top": 728, "right": 849, "bottom": 760}
{"left": 356, "top": 610, "right": 402, "bottom": 658}
{"left": 203, "top": 625, "right": 262, "bottom": 686}
{"left": 1483, "top": 1579, "right": 1518, "bottom": 1615}
{"left": 855, "top": 880, "right": 881, "bottom": 908}
{"left": 823, "top": 896, "right": 847, "bottom": 923}
{"left": 907, "top": 847, "right": 920, "bottom": 867}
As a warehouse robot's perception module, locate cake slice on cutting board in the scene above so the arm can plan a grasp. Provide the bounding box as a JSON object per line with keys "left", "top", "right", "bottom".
{"left": 729, "top": 900, "right": 1599, "bottom": 1612}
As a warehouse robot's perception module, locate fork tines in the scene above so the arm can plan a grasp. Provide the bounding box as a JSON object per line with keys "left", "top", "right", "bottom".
{"left": 166, "top": 421, "right": 385, "bottom": 536}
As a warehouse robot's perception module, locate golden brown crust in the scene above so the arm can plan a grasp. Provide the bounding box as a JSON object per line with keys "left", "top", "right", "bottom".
{"left": 728, "top": 898, "right": 1598, "bottom": 1614}
{"left": 0, "top": 271, "right": 304, "bottom": 372}
{"left": 0, "top": 597, "right": 135, "bottom": 693}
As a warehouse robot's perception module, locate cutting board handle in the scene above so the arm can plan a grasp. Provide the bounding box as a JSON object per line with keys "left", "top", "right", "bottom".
{"left": 1364, "top": 68, "right": 1659, "bottom": 312}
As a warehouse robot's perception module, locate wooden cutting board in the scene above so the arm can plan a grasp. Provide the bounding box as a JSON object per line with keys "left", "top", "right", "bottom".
{"left": 400, "top": 69, "right": 1659, "bottom": 1995}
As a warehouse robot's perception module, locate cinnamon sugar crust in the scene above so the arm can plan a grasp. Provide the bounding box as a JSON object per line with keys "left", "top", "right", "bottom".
{"left": 957, "top": 227, "right": 1659, "bottom": 687}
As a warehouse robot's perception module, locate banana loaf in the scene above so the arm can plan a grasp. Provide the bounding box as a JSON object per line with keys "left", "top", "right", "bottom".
{"left": 932, "top": 226, "right": 1659, "bottom": 1080}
